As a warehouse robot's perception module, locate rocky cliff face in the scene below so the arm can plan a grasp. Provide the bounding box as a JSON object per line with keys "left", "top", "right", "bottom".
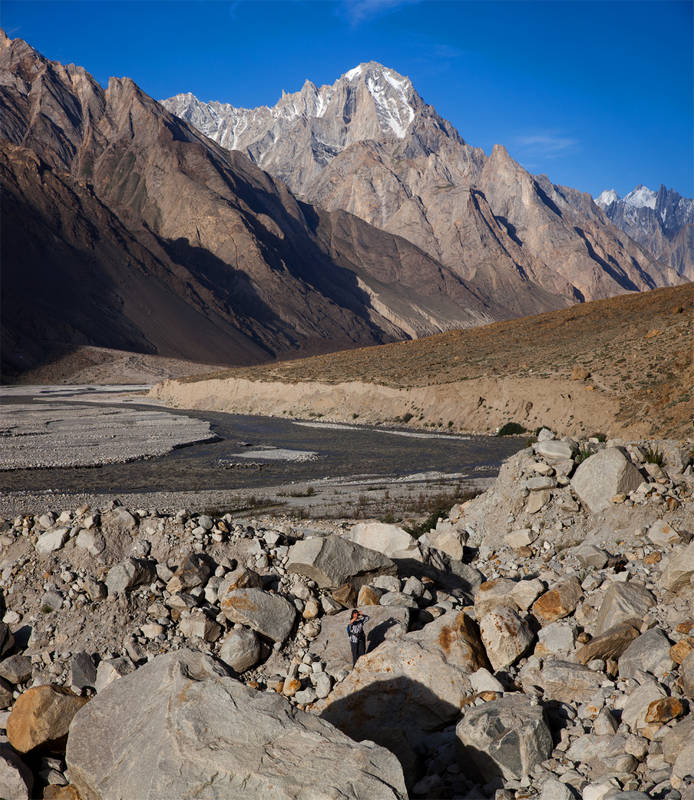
{"left": 0, "top": 35, "right": 501, "bottom": 376}
{"left": 596, "top": 185, "right": 694, "bottom": 280}
{"left": 163, "top": 63, "right": 682, "bottom": 311}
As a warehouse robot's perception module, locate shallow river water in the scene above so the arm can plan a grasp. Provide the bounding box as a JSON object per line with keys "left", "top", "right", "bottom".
{"left": 0, "top": 387, "right": 525, "bottom": 516}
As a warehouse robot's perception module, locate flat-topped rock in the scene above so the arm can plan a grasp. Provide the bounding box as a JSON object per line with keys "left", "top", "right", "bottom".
{"left": 286, "top": 534, "right": 396, "bottom": 589}
{"left": 347, "top": 521, "right": 421, "bottom": 560}
{"left": 220, "top": 588, "right": 297, "bottom": 643}
{"left": 66, "top": 650, "right": 406, "bottom": 800}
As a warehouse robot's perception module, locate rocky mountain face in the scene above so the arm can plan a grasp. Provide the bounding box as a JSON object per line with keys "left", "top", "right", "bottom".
{"left": 164, "top": 63, "right": 682, "bottom": 312}
{"left": 0, "top": 36, "right": 497, "bottom": 377}
{"left": 596, "top": 185, "right": 694, "bottom": 281}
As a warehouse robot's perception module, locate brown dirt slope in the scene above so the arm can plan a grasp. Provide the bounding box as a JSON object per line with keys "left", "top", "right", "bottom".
{"left": 176, "top": 284, "right": 693, "bottom": 439}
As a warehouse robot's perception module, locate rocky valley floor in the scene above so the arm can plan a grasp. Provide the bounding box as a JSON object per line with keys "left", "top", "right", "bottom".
{"left": 0, "top": 428, "right": 693, "bottom": 799}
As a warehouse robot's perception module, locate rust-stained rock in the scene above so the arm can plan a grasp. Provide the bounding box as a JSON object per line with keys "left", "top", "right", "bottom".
{"left": 479, "top": 606, "right": 534, "bottom": 671}
{"left": 474, "top": 578, "right": 518, "bottom": 618}
{"left": 531, "top": 577, "right": 582, "bottom": 625}
{"left": 575, "top": 622, "right": 641, "bottom": 665}
{"left": 410, "top": 611, "right": 489, "bottom": 672}
{"left": 357, "top": 585, "right": 383, "bottom": 606}
{"left": 219, "top": 588, "right": 296, "bottom": 643}
{"left": 645, "top": 697, "right": 686, "bottom": 724}
{"left": 7, "top": 685, "right": 88, "bottom": 753}
{"left": 670, "top": 638, "right": 694, "bottom": 665}
{"left": 43, "top": 786, "right": 82, "bottom": 800}
{"left": 332, "top": 583, "right": 358, "bottom": 607}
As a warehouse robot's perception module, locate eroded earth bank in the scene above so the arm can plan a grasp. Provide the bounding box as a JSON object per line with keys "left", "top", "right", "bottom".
{"left": 1, "top": 428, "right": 693, "bottom": 799}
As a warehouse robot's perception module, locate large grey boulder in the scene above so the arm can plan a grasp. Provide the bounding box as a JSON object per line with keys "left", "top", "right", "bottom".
{"left": 66, "top": 650, "right": 406, "bottom": 800}
{"left": 319, "top": 638, "right": 472, "bottom": 779}
{"left": 220, "top": 588, "right": 297, "bottom": 644}
{"left": 347, "top": 522, "right": 422, "bottom": 561}
{"left": 456, "top": 694, "right": 552, "bottom": 785}
{"left": 571, "top": 448, "right": 643, "bottom": 513}
{"left": 286, "top": 535, "right": 396, "bottom": 589}
{"left": 594, "top": 582, "right": 655, "bottom": 635}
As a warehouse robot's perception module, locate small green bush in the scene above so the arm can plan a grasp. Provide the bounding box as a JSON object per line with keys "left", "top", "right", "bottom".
{"left": 497, "top": 422, "right": 526, "bottom": 436}
{"left": 644, "top": 446, "right": 664, "bottom": 467}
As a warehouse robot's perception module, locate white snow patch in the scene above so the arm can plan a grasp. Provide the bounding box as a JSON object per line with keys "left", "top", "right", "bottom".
{"left": 344, "top": 65, "right": 363, "bottom": 81}
{"left": 624, "top": 185, "right": 657, "bottom": 209}
{"left": 366, "top": 74, "right": 413, "bottom": 138}
{"left": 595, "top": 189, "right": 619, "bottom": 208}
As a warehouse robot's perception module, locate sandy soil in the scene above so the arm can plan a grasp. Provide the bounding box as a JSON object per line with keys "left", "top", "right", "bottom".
{"left": 151, "top": 374, "right": 628, "bottom": 440}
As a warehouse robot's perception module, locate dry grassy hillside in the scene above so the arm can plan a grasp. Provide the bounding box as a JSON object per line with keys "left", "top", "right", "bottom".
{"left": 177, "top": 284, "right": 693, "bottom": 439}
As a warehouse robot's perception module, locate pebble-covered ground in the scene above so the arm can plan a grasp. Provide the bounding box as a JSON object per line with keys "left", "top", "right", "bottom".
{"left": 0, "top": 429, "right": 693, "bottom": 799}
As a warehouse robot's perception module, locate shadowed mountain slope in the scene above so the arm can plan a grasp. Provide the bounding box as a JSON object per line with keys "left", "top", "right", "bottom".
{"left": 0, "top": 33, "right": 500, "bottom": 378}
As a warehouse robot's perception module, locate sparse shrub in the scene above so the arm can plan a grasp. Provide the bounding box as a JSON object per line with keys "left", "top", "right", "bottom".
{"left": 401, "top": 412, "right": 414, "bottom": 423}
{"left": 352, "top": 413, "right": 359, "bottom": 419}
{"left": 575, "top": 444, "right": 594, "bottom": 464}
{"left": 644, "top": 446, "right": 664, "bottom": 467}
{"left": 404, "top": 508, "right": 448, "bottom": 539}
{"left": 497, "top": 422, "right": 526, "bottom": 436}
{"left": 288, "top": 486, "right": 315, "bottom": 498}
{"left": 591, "top": 432, "right": 607, "bottom": 442}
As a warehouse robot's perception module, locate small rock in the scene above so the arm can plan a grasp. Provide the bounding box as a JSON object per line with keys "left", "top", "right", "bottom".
{"left": 69, "top": 652, "right": 96, "bottom": 691}
{"left": 35, "top": 528, "right": 69, "bottom": 556}
{"left": 218, "top": 628, "right": 262, "bottom": 673}
{"left": 647, "top": 520, "right": 680, "bottom": 546}
{"left": 0, "top": 654, "right": 33, "bottom": 685}
{"left": 480, "top": 605, "right": 534, "bottom": 671}
{"left": 532, "top": 577, "right": 582, "bottom": 624}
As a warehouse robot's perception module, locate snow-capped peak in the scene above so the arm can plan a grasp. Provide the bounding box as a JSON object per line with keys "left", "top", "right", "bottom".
{"left": 624, "top": 185, "right": 657, "bottom": 210}
{"left": 595, "top": 189, "right": 620, "bottom": 209}
{"left": 341, "top": 62, "right": 415, "bottom": 139}
{"left": 344, "top": 65, "right": 363, "bottom": 81}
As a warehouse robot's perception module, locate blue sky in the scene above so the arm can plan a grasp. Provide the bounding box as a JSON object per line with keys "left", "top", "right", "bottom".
{"left": 3, "top": 0, "right": 692, "bottom": 197}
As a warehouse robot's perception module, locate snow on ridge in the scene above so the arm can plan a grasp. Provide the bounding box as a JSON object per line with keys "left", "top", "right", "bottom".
{"left": 345, "top": 65, "right": 363, "bottom": 81}
{"left": 365, "top": 73, "right": 414, "bottom": 138}
{"left": 595, "top": 189, "right": 619, "bottom": 208}
{"left": 624, "top": 185, "right": 657, "bottom": 209}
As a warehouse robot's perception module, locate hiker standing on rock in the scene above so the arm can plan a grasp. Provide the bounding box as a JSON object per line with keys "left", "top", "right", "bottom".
{"left": 347, "top": 609, "right": 370, "bottom": 666}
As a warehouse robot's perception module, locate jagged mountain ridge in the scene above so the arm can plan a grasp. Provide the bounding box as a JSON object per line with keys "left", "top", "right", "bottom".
{"left": 163, "top": 63, "right": 683, "bottom": 309}
{"left": 0, "top": 33, "right": 508, "bottom": 377}
{"left": 596, "top": 185, "right": 694, "bottom": 280}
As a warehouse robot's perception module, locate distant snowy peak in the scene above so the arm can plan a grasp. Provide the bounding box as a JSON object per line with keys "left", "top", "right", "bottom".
{"left": 624, "top": 185, "right": 657, "bottom": 210}
{"left": 595, "top": 189, "right": 619, "bottom": 209}
{"left": 161, "top": 61, "right": 421, "bottom": 161}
